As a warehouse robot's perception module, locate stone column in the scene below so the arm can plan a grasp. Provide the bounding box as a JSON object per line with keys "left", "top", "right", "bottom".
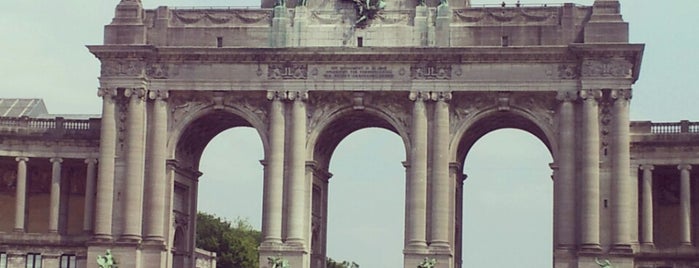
{"left": 406, "top": 92, "right": 428, "bottom": 249}
{"left": 611, "top": 89, "right": 632, "bottom": 252}
{"left": 14, "top": 157, "right": 28, "bottom": 232}
{"left": 580, "top": 89, "right": 601, "bottom": 251}
{"left": 639, "top": 164, "right": 654, "bottom": 246}
{"left": 286, "top": 91, "right": 308, "bottom": 245}
{"left": 122, "top": 88, "right": 147, "bottom": 241}
{"left": 678, "top": 164, "right": 692, "bottom": 246}
{"left": 430, "top": 91, "right": 451, "bottom": 249}
{"left": 262, "top": 91, "right": 285, "bottom": 245}
{"left": 145, "top": 90, "right": 168, "bottom": 242}
{"left": 83, "top": 158, "right": 97, "bottom": 233}
{"left": 94, "top": 88, "right": 117, "bottom": 240}
{"left": 555, "top": 91, "right": 576, "bottom": 248}
{"left": 49, "top": 157, "right": 63, "bottom": 234}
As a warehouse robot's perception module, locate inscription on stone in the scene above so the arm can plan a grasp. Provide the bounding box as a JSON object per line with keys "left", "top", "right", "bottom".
{"left": 322, "top": 66, "right": 395, "bottom": 80}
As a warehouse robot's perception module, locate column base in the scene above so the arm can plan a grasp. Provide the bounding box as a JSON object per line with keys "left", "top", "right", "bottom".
{"left": 12, "top": 228, "right": 24, "bottom": 233}
{"left": 579, "top": 243, "right": 602, "bottom": 253}
{"left": 610, "top": 244, "right": 634, "bottom": 255}
{"left": 118, "top": 234, "right": 142, "bottom": 243}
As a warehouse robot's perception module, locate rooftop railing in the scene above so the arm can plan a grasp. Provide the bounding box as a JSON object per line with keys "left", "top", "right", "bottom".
{"left": 0, "top": 116, "right": 101, "bottom": 138}
{"left": 631, "top": 120, "right": 699, "bottom": 135}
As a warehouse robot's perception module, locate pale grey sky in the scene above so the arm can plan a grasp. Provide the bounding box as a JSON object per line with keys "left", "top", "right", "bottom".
{"left": 1, "top": 0, "right": 697, "bottom": 267}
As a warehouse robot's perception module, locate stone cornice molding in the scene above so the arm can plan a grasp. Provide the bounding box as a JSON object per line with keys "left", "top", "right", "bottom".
{"left": 148, "top": 90, "right": 169, "bottom": 100}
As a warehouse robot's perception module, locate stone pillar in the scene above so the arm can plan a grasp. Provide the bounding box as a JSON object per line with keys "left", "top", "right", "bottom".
{"left": 430, "top": 92, "right": 451, "bottom": 249}
{"left": 555, "top": 91, "right": 576, "bottom": 248}
{"left": 406, "top": 92, "right": 428, "bottom": 249}
{"left": 611, "top": 89, "right": 632, "bottom": 252}
{"left": 14, "top": 157, "right": 28, "bottom": 232}
{"left": 94, "top": 88, "right": 117, "bottom": 240}
{"left": 145, "top": 90, "right": 168, "bottom": 242}
{"left": 580, "top": 89, "right": 601, "bottom": 251}
{"left": 639, "top": 164, "right": 654, "bottom": 246}
{"left": 262, "top": 91, "right": 285, "bottom": 245}
{"left": 286, "top": 91, "right": 308, "bottom": 245}
{"left": 678, "top": 164, "right": 692, "bottom": 246}
{"left": 83, "top": 158, "right": 98, "bottom": 233}
{"left": 49, "top": 157, "right": 63, "bottom": 234}
{"left": 122, "top": 88, "right": 147, "bottom": 241}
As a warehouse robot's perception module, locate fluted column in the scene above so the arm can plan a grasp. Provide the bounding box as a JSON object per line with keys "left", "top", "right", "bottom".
{"left": 14, "top": 157, "right": 28, "bottom": 232}
{"left": 639, "top": 164, "right": 654, "bottom": 246}
{"left": 406, "top": 91, "right": 428, "bottom": 249}
{"left": 611, "top": 89, "right": 632, "bottom": 251}
{"left": 262, "top": 91, "right": 285, "bottom": 245}
{"left": 580, "top": 89, "right": 602, "bottom": 250}
{"left": 83, "top": 158, "right": 97, "bottom": 233}
{"left": 286, "top": 91, "right": 308, "bottom": 245}
{"left": 94, "top": 88, "right": 117, "bottom": 240}
{"left": 122, "top": 88, "right": 147, "bottom": 241}
{"left": 145, "top": 90, "right": 168, "bottom": 242}
{"left": 678, "top": 164, "right": 692, "bottom": 246}
{"left": 430, "top": 91, "right": 451, "bottom": 248}
{"left": 49, "top": 157, "right": 63, "bottom": 234}
{"left": 555, "top": 91, "right": 576, "bottom": 248}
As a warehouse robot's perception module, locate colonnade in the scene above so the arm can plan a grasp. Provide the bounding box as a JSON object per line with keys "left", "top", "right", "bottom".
{"left": 11, "top": 156, "right": 98, "bottom": 234}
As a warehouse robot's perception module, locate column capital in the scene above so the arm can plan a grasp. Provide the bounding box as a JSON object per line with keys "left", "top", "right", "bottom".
{"left": 408, "top": 91, "right": 429, "bottom": 101}
{"left": 678, "top": 164, "right": 692, "bottom": 171}
{"left": 286, "top": 90, "right": 308, "bottom": 101}
{"left": 610, "top": 88, "right": 632, "bottom": 101}
{"left": 15, "top": 157, "right": 29, "bottom": 162}
{"left": 124, "top": 88, "right": 147, "bottom": 100}
{"left": 97, "top": 88, "right": 118, "bottom": 98}
{"left": 429, "top": 91, "right": 452, "bottom": 102}
{"left": 266, "top": 90, "right": 287, "bottom": 101}
{"left": 85, "top": 158, "right": 98, "bottom": 165}
{"left": 50, "top": 157, "right": 63, "bottom": 164}
{"left": 579, "top": 89, "right": 603, "bottom": 100}
{"left": 639, "top": 164, "right": 654, "bottom": 171}
{"left": 556, "top": 91, "right": 578, "bottom": 102}
{"left": 148, "top": 90, "right": 169, "bottom": 100}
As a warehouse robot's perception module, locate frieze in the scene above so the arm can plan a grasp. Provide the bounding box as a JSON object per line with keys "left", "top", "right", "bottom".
{"left": 411, "top": 62, "right": 452, "bottom": 80}
{"left": 146, "top": 63, "right": 177, "bottom": 79}
{"left": 557, "top": 64, "right": 579, "bottom": 79}
{"left": 581, "top": 58, "right": 633, "bottom": 78}
{"left": 268, "top": 63, "right": 308, "bottom": 80}
{"left": 100, "top": 60, "right": 145, "bottom": 77}
{"left": 453, "top": 8, "right": 558, "bottom": 24}
{"left": 321, "top": 66, "right": 395, "bottom": 80}
{"left": 171, "top": 10, "right": 272, "bottom": 26}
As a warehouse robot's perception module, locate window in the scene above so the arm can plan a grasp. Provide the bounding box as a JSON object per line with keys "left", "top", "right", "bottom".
{"left": 1, "top": 252, "right": 7, "bottom": 268}
{"left": 60, "top": 255, "right": 76, "bottom": 268}
{"left": 26, "top": 253, "right": 41, "bottom": 268}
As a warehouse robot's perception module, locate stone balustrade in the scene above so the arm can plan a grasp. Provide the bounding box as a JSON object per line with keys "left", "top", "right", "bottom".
{"left": 0, "top": 116, "right": 100, "bottom": 138}
{"left": 631, "top": 120, "right": 699, "bottom": 134}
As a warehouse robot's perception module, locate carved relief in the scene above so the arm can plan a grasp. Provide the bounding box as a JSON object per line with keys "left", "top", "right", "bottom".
{"left": 306, "top": 92, "right": 351, "bottom": 135}
{"left": 411, "top": 62, "right": 452, "bottom": 80}
{"left": 581, "top": 58, "right": 633, "bottom": 78}
{"left": 146, "top": 63, "right": 177, "bottom": 79}
{"left": 100, "top": 60, "right": 145, "bottom": 77}
{"left": 557, "top": 64, "right": 579, "bottom": 79}
{"left": 451, "top": 92, "right": 496, "bottom": 130}
{"left": 599, "top": 93, "right": 613, "bottom": 157}
{"left": 453, "top": 8, "right": 558, "bottom": 24}
{"left": 268, "top": 63, "right": 308, "bottom": 80}
{"left": 512, "top": 93, "right": 556, "bottom": 129}
{"left": 171, "top": 10, "right": 273, "bottom": 26}
{"left": 371, "top": 92, "right": 410, "bottom": 135}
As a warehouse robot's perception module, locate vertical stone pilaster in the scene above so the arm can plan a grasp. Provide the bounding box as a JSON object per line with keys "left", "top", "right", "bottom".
{"left": 83, "top": 158, "right": 98, "bottom": 233}
{"left": 49, "top": 157, "right": 63, "bottom": 234}
{"left": 555, "top": 91, "right": 576, "bottom": 249}
{"left": 429, "top": 91, "right": 451, "bottom": 250}
{"left": 286, "top": 91, "right": 308, "bottom": 246}
{"left": 678, "top": 164, "right": 692, "bottom": 246}
{"left": 145, "top": 90, "right": 169, "bottom": 242}
{"left": 611, "top": 89, "right": 633, "bottom": 252}
{"left": 406, "top": 92, "right": 428, "bottom": 250}
{"left": 95, "top": 88, "right": 118, "bottom": 240}
{"left": 639, "top": 164, "right": 654, "bottom": 246}
{"left": 122, "top": 87, "right": 147, "bottom": 242}
{"left": 262, "top": 91, "right": 285, "bottom": 245}
{"left": 580, "top": 89, "right": 602, "bottom": 251}
{"left": 14, "top": 157, "right": 28, "bottom": 232}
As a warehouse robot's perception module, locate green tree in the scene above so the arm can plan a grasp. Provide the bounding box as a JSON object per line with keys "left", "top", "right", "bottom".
{"left": 196, "top": 212, "right": 262, "bottom": 268}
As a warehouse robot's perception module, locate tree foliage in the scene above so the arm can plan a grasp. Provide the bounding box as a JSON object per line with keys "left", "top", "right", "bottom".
{"left": 196, "top": 212, "right": 262, "bottom": 268}
{"left": 326, "top": 257, "right": 359, "bottom": 268}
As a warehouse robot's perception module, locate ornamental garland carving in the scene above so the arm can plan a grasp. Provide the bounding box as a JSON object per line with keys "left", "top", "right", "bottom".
{"left": 581, "top": 58, "right": 633, "bottom": 78}
{"left": 101, "top": 60, "right": 145, "bottom": 77}
{"left": 268, "top": 63, "right": 308, "bottom": 80}
{"left": 453, "top": 8, "right": 558, "bottom": 24}
{"left": 171, "top": 10, "right": 272, "bottom": 26}
{"left": 411, "top": 62, "right": 452, "bottom": 80}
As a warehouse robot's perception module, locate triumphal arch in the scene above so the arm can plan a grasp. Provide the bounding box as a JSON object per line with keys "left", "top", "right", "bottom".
{"left": 2, "top": 0, "right": 699, "bottom": 267}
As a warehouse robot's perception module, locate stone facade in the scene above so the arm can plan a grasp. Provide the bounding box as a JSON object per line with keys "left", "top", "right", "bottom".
{"left": 2, "top": 0, "right": 698, "bottom": 267}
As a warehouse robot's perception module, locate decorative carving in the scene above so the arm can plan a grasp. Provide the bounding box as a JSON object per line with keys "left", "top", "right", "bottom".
{"left": 610, "top": 88, "right": 632, "bottom": 101}
{"left": 146, "top": 63, "right": 177, "bottom": 79}
{"left": 599, "top": 92, "right": 612, "bottom": 156}
{"left": 268, "top": 63, "right": 308, "bottom": 80}
{"left": 96, "top": 250, "right": 117, "bottom": 268}
{"left": 97, "top": 88, "right": 118, "bottom": 99}
{"left": 453, "top": 8, "right": 558, "bottom": 24}
{"left": 556, "top": 91, "right": 578, "bottom": 102}
{"left": 557, "top": 64, "right": 579, "bottom": 79}
{"left": 344, "top": 0, "right": 387, "bottom": 28}
{"left": 101, "top": 60, "right": 145, "bottom": 77}
{"left": 171, "top": 10, "right": 272, "bottom": 26}
{"left": 411, "top": 62, "right": 452, "bottom": 80}
{"left": 148, "top": 90, "right": 169, "bottom": 100}
{"left": 497, "top": 92, "right": 511, "bottom": 111}
{"left": 124, "top": 88, "right": 147, "bottom": 101}
{"left": 581, "top": 58, "right": 633, "bottom": 78}
{"left": 579, "top": 89, "right": 603, "bottom": 100}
